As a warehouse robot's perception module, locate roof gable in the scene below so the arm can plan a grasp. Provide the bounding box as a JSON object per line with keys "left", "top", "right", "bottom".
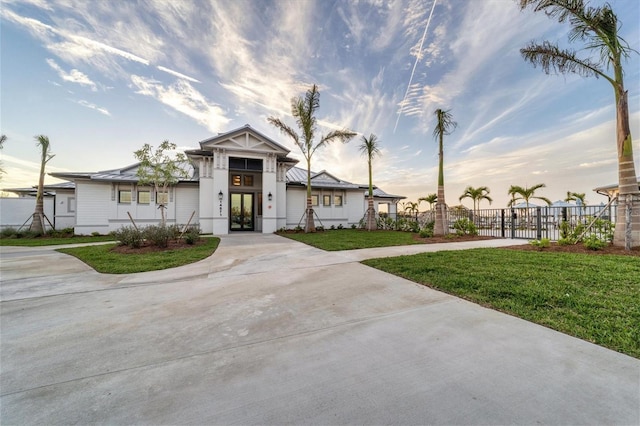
{"left": 310, "top": 170, "right": 341, "bottom": 183}
{"left": 199, "top": 124, "right": 290, "bottom": 155}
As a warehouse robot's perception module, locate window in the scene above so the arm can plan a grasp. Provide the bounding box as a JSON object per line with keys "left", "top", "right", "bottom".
{"left": 244, "top": 175, "right": 254, "bottom": 186}
{"left": 68, "top": 197, "right": 76, "bottom": 213}
{"left": 118, "top": 190, "right": 132, "bottom": 204}
{"left": 323, "top": 195, "right": 331, "bottom": 206}
{"left": 334, "top": 195, "right": 343, "bottom": 206}
{"left": 156, "top": 192, "right": 169, "bottom": 205}
{"left": 311, "top": 195, "right": 319, "bottom": 206}
{"left": 232, "top": 175, "right": 242, "bottom": 186}
{"left": 138, "top": 191, "right": 150, "bottom": 204}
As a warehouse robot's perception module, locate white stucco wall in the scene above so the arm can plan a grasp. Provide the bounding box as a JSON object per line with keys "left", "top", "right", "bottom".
{"left": 0, "top": 197, "right": 54, "bottom": 231}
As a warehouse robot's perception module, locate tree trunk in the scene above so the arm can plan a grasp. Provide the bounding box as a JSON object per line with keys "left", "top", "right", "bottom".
{"left": 612, "top": 91, "right": 640, "bottom": 248}
{"left": 365, "top": 196, "right": 376, "bottom": 231}
{"left": 434, "top": 186, "right": 447, "bottom": 236}
{"left": 30, "top": 162, "right": 47, "bottom": 235}
{"left": 305, "top": 197, "right": 316, "bottom": 233}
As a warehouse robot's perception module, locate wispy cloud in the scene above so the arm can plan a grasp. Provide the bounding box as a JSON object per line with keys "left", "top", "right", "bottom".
{"left": 46, "top": 58, "right": 97, "bottom": 90}
{"left": 75, "top": 100, "right": 111, "bottom": 116}
{"left": 130, "top": 75, "right": 230, "bottom": 132}
{"left": 157, "top": 66, "right": 200, "bottom": 83}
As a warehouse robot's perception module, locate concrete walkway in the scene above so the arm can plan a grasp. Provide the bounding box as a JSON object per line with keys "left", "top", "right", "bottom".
{"left": 1, "top": 234, "right": 638, "bottom": 425}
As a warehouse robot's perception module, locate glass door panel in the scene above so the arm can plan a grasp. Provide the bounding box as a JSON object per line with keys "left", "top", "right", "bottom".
{"left": 230, "top": 193, "right": 253, "bottom": 231}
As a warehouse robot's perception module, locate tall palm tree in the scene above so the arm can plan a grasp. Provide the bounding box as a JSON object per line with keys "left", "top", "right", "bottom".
{"left": 432, "top": 109, "right": 457, "bottom": 236}
{"left": 268, "top": 84, "right": 356, "bottom": 232}
{"left": 418, "top": 193, "right": 438, "bottom": 210}
{"left": 30, "top": 135, "right": 55, "bottom": 235}
{"left": 519, "top": 0, "right": 639, "bottom": 248}
{"left": 459, "top": 186, "right": 493, "bottom": 214}
{"left": 359, "top": 133, "right": 382, "bottom": 231}
{"left": 507, "top": 184, "right": 552, "bottom": 208}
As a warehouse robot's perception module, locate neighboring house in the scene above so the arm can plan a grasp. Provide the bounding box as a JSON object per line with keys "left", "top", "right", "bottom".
{"left": 1, "top": 181, "right": 75, "bottom": 231}
{"left": 593, "top": 177, "right": 640, "bottom": 201}
{"left": 43, "top": 124, "right": 403, "bottom": 235}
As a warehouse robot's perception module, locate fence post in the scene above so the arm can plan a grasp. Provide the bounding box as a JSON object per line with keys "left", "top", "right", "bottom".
{"left": 501, "top": 209, "right": 505, "bottom": 238}
{"left": 536, "top": 207, "right": 542, "bottom": 240}
{"left": 510, "top": 208, "right": 516, "bottom": 239}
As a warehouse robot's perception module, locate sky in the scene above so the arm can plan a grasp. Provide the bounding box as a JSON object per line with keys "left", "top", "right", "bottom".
{"left": 1, "top": 0, "right": 639, "bottom": 208}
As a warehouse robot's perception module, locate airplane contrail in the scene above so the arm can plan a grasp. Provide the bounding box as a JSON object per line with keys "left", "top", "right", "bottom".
{"left": 393, "top": 0, "right": 438, "bottom": 134}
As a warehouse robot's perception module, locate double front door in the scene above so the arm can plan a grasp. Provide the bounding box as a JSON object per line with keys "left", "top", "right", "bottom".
{"left": 230, "top": 193, "right": 253, "bottom": 231}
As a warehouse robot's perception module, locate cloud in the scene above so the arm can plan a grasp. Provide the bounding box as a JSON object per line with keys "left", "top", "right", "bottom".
{"left": 75, "top": 100, "right": 111, "bottom": 116}
{"left": 46, "top": 58, "right": 97, "bottom": 90}
{"left": 157, "top": 66, "right": 200, "bottom": 83}
{"left": 130, "top": 75, "right": 230, "bottom": 132}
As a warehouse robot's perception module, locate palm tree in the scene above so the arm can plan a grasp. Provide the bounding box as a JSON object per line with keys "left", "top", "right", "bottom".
{"left": 359, "top": 133, "right": 381, "bottom": 231}
{"left": 404, "top": 201, "right": 419, "bottom": 217}
{"left": 30, "top": 135, "right": 55, "bottom": 235}
{"left": 519, "top": 0, "right": 639, "bottom": 248}
{"left": 459, "top": 186, "right": 493, "bottom": 215}
{"left": 0, "top": 134, "right": 6, "bottom": 179}
{"left": 565, "top": 191, "right": 586, "bottom": 206}
{"left": 268, "top": 84, "right": 356, "bottom": 232}
{"left": 507, "top": 184, "right": 552, "bottom": 208}
{"left": 432, "top": 109, "right": 457, "bottom": 236}
{"left": 418, "top": 193, "right": 438, "bottom": 210}
{"left": 566, "top": 191, "right": 587, "bottom": 222}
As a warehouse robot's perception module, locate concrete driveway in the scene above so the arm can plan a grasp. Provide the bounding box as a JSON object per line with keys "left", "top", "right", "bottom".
{"left": 1, "top": 234, "right": 638, "bottom": 425}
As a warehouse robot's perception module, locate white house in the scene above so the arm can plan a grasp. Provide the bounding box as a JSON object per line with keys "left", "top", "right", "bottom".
{"left": 46, "top": 125, "right": 403, "bottom": 235}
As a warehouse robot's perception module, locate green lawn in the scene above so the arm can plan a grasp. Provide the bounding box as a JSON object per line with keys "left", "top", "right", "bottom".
{"left": 278, "top": 229, "right": 421, "bottom": 250}
{"left": 57, "top": 238, "right": 220, "bottom": 274}
{"left": 0, "top": 235, "right": 115, "bottom": 246}
{"left": 363, "top": 248, "right": 640, "bottom": 359}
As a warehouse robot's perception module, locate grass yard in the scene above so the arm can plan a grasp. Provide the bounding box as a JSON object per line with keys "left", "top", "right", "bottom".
{"left": 57, "top": 238, "right": 220, "bottom": 274}
{"left": 363, "top": 248, "right": 640, "bottom": 359}
{"left": 0, "top": 235, "right": 115, "bottom": 246}
{"left": 278, "top": 229, "right": 422, "bottom": 250}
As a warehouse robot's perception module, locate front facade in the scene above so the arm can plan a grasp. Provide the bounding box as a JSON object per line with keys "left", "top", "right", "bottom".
{"left": 49, "top": 125, "right": 403, "bottom": 235}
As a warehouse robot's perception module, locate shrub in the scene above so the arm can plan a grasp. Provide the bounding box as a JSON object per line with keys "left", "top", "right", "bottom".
{"left": 113, "top": 226, "right": 143, "bottom": 248}
{"left": 330, "top": 225, "right": 336, "bottom": 230}
{"left": 453, "top": 218, "right": 478, "bottom": 236}
{"left": 91, "top": 231, "right": 101, "bottom": 237}
{"left": 144, "top": 225, "right": 172, "bottom": 248}
{"left": 182, "top": 225, "right": 201, "bottom": 245}
{"left": 351, "top": 224, "right": 357, "bottom": 229}
{"left": 337, "top": 224, "right": 344, "bottom": 230}
{"left": 419, "top": 221, "right": 434, "bottom": 238}
{"left": 583, "top": 234, "right": 607, "bottom": 250}
{"left": 557, "top": 237, "right": 574, "bottom": 246}
{"left": 0, "top": 227, "right": 18, "bottom": 239}
{"left": 529, "top": 238, "right": 550, "bottom": 250}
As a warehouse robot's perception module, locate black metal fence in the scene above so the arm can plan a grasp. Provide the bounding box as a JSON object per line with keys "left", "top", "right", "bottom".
{"left": 378, "top": 204, "right": 617, "bottom": 241}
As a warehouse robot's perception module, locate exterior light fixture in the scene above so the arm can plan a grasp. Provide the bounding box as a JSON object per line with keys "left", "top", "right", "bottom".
{"left": 218, "top": 190, "right": 223, "bottom": 201}
{"left": 268, "top": 192, "right": 273, "bottom": 201}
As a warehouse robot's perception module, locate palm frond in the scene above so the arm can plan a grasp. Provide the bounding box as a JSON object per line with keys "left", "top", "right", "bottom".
{"left": 267, "top": 117, "right": 302, "bottom": 153}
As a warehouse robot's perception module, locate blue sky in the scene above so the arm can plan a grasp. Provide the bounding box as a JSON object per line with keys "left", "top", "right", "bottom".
{"left": 1, "top": 0, "right": 639, "bottom": 207}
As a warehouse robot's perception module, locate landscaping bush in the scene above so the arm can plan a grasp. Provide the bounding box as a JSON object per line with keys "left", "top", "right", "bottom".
{"left": 453, "top": 218, "right": 478, "bottom": 236}
{"left": 0, "top": 227, "right": 18, "bottom": 239}
{"left": 182, "top": 225, "right": 201, "bottom": 245}
{"left": 529, "top": 238, "right": 551, "bottom": 250}
{"left": 144, "top": 225, "right": 172, "bottom": 248}
{"left": 113, "top": 226, "right": 144, "bottom": 248}
{"left": 419, "top": 221, "right": 434, "bottom": 238}
{"left": 583, "top": 234, "right": 607, "bottom": 251}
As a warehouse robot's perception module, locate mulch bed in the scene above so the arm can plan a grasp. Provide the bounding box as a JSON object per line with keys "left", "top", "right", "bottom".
{"left": 111, "top": 239, "right": 205, "bottom": 254}
{"left": 501, "top": 241, "right": 640, "bottom": 257}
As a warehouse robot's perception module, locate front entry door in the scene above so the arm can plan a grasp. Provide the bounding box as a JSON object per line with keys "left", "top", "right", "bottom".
{"left": 230, "top": 193, "right": 254, "bottom": 231}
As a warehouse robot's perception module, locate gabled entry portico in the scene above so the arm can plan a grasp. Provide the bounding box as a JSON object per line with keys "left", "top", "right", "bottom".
{"left": 185, "top": 124, "right": 297, "bottom": 235}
